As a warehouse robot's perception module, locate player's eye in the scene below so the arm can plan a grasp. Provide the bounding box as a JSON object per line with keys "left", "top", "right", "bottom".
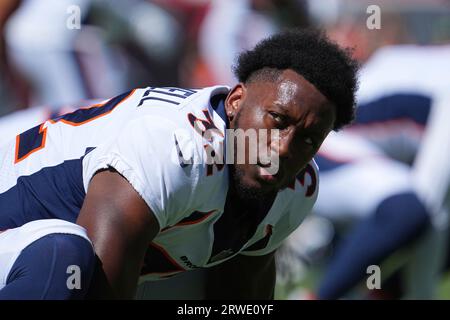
{"left": 269, "top": 112, "right": 287, "bottom": 128}
{"left": 269, "top": 111, "right": 281, "bottom": 121}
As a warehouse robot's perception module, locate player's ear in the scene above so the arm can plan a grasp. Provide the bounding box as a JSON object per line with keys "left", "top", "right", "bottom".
{"left": 225, "top": 83, "right": 246, "bottom": 123}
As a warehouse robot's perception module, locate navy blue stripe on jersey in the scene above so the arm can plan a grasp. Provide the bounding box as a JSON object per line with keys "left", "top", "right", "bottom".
{"left": 15, "top": 92, "right": 133, "bottom": 164}
{"left": 354, "top": 93, "right": 432, "bottom": 126}
{"left": 15, "top": 124, "right": 46, "bottom": 162}
{"left": 51, "top": 90, "right": 133, "bottom": 125}
{"left": 0, "top": 158, "right": 85, "bottom": 229}
{"left": 210, "top": 93, "right": 228, "bottom": 125}
{"left": 48, "top": 108, "right": 63, "bottom": 120}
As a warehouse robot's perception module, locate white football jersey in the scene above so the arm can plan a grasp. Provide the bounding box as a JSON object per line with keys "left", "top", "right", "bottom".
{"left": 0, "top": 86, "right": 318, "bottom": 280}
{"left": 0, "top": 106, "right": 54, "bottom": 149}
{"left": 0, "top": 103, "right": 92, "bottom": 149}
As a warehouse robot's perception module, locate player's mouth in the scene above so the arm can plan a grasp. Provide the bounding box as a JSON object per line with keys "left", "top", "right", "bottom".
{"left": 255, "top": 162, "right": 283, "bottom": 186}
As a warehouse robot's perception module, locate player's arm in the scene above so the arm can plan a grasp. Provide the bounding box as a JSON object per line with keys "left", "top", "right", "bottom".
{"left": 76, "top": 168, "right": 159, "bottom": 299}
{"left": 205, "top": 251, "right": 276, "bottom": 299}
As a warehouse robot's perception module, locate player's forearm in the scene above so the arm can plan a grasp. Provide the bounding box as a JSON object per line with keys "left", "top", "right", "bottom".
{"left": 76, "top": 169, "right": 159, "bottom": 299}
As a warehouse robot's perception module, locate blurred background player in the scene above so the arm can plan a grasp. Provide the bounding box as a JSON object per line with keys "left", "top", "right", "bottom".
{"left": 1, "top": 0, "right": 310, "bottom": 115}
{"left": 0, "top": 0, "right": 23, "bottom": 115}
{"left": 198, "top": 0, "right": 309, "bottom": 86}
{"left": 281, "top": 0, "right": 450, "bottom": 300}
{"left": 314, "top": 44, "right": 450, "bottom": 300}
{"left": 0, "top": 0, "right": 204, "bottom": 110}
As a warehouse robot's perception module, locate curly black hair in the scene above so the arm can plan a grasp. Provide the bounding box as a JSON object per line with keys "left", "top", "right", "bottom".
{"left": 233, "top": 29, "right": 359, "bottom": 130}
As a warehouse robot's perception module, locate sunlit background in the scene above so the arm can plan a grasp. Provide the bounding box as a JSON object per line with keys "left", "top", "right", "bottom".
{"left": 0, "top": 0, "right": 449, "bottom": 299}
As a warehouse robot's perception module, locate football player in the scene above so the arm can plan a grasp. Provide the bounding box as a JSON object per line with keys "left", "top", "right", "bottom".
{"left": 0, "top": 29, "right": 358, "bottom": 299}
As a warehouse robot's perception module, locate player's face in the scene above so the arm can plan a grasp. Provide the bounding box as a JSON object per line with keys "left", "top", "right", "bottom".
{"left": 225, "top": 69, "right": 336, "bottom": 199}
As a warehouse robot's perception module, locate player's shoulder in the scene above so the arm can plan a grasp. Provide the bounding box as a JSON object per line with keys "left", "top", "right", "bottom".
{"left": 128, "top": 85, "right": 230, "bottom": 162}
{"left": 121, "top": 84, "right": 231, "bottom": 198}
{"left": 126, "top": 85, "right": 230, "bottom": 139}
{"left": 134, "top": 85, "right": 230, "bottom": 114}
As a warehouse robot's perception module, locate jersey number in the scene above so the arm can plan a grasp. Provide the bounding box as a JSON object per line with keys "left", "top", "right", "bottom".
{"left": 14, "top": 87, "right": 197, "bottom": 164}
{"left": 14, "top": 90, "right": 135, "bottom": 164}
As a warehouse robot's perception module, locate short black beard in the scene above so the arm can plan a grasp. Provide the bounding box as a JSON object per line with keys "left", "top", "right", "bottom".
{"left": 229, "top": 164, "right": 266, "bottom": 202}
{"left": 228, "top": 109, "right": 268, "bottom": 202}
